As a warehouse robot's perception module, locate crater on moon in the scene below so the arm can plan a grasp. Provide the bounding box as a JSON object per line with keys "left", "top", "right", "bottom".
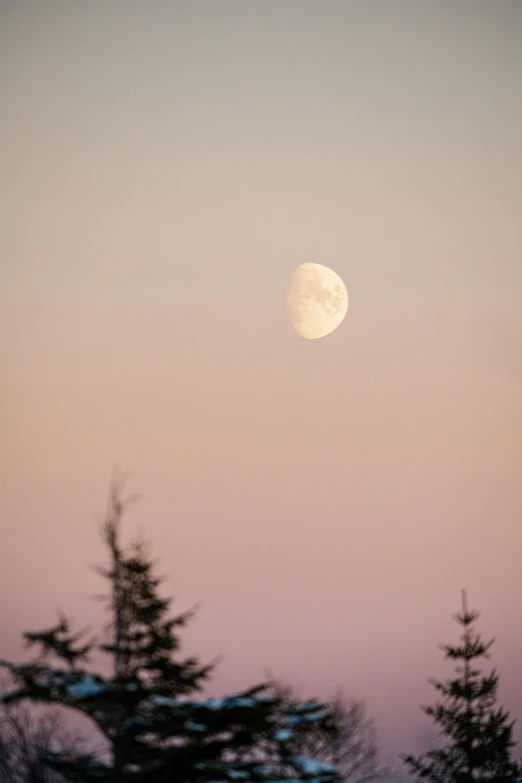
{"left": 286, "top": 263, "right": 348, "bottom": 340}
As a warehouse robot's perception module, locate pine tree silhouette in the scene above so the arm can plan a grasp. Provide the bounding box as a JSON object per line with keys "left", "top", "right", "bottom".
{"left": 402, "top": 590, "right": 521, "bottom": 783}
{"left": 1, "top": 479, "right": 339, "bottom": 783}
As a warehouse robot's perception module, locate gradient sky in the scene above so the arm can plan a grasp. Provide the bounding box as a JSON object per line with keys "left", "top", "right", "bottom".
{"left": 1, "top": 0, "right": 521, "bottom": 773}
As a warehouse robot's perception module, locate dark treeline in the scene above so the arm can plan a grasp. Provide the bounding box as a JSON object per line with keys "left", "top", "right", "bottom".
{"left": 1, "top": 481, "right": 520, "bottom": 783}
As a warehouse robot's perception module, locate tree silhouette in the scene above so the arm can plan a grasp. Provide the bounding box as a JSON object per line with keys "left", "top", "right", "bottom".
{"left": 1, "top": 479, "right": 340, "bottom": 783}
{"left": 269, "top": 680, "right": 394, "bottom": 783}
{"left": 401, "top": 590, "right": 521, "bottom": 783}
{"left": 0, "top": 674, "right": 96, "bottom": 783}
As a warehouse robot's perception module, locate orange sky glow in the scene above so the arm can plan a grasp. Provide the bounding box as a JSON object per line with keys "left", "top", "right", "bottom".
{"left": 1, "top": 1, "right": 521, "bottom": 772}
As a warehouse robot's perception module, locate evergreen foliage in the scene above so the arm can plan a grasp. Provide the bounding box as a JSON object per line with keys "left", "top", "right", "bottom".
{"left": 0, "top": 673, "right": 96, "bottom": 783}
{"left": 401, "top": 591, "right": 521, "bottom": 783}
{"left": 1, "top": 481, "right": 340, "bottom": 783}
{"left": 270, "top": 680, "right": 392, "bottom": 783}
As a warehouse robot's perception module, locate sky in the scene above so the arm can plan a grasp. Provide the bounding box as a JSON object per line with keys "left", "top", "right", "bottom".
{"left": 1, "top": 0, "right": 521, "bottom": 773}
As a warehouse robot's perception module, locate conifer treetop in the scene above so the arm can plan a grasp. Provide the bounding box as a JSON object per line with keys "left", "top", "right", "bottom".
{"left": 1, "top": 480, "right": 341, "bottom": 783}
{"left": 401, "top": 589, "right": 522, "bottom": 783}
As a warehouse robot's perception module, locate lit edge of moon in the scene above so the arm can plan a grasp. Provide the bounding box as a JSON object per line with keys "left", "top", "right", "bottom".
{"left": 286, "top": 263, "right": 349, "bottom": 340}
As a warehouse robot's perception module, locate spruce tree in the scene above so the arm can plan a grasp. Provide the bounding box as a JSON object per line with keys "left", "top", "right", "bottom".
{"left": 270, "top": 680, "right": 391, "bottom": 783}
{"left": 1, "top": 481, "right": 340, "bottom": 783}
{"left": 402, "top": 590, "right": 521, "bottom": 783}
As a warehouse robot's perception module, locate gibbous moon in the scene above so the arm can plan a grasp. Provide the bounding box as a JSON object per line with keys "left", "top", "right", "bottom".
{"left": 286, "top": 263, "right": 348, "bottom": 340}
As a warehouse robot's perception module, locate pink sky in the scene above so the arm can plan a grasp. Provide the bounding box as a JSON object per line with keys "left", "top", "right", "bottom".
{"left": 1, "top": 1, "right": 521, "bottom": 773}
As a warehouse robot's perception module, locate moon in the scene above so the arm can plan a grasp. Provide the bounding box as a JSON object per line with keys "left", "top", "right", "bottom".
{"left": 286, "top": 263, "right": 348, "bottom": 340}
